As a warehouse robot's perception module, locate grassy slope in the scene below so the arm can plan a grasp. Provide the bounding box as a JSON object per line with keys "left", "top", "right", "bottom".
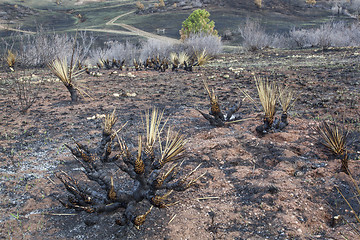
{"left": 1, "top": 0, "right": 357, "bottom": 45}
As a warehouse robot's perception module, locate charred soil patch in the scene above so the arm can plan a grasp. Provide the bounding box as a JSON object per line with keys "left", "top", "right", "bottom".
{"left": 1, "top": 47, "right": 360, "bottom": 239}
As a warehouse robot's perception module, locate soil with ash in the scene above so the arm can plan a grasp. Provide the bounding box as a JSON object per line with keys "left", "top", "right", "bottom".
{"left": 1, "top": 47, "right": 360, "bottom": 240}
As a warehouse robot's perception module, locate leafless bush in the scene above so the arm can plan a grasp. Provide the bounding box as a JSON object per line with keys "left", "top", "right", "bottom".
{"left": 12, "top": 72, "right": 42, "bottom": 114}
{"left": 88, "top": 40, "right": 138, "bottom": 65}
{"left": 289, "top": 21, "right": 360, "bottom": 49}
{"left": 139, "top": 38, "right": 174, "bottom": 62}
{"left": 184, "top": 33, "right": 223, "bottom": 56}
{"left": 2, "top": 27, "right": 94, "bottom": 68}
{"left": 239, "top": 19, "right": 271, "bottom": 51}
{"left": 270, "top": 33, "right": 291, "bottom": 49}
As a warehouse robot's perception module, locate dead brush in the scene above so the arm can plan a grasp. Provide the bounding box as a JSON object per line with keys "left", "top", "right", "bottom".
{"left": 198, "top": 79, "right": 242, "bottom": 127}
{"left": 57, "top": 107, "right": 204, "bottom": 229}
{"left": 316, "top": 121, "right": 350, "bottom": 174}
{"left": 12, "top": 74, "right": 41, "bottom": 114}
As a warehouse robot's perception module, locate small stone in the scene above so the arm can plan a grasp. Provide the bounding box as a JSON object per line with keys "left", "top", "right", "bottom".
{"left": 113, "top": 93, "right": 120, "bottom": 97}
{"left": 223, "top": 74, "right": 230, "bottom": 79}
{"left": 126, "top": 92, "right": 137, "bottom": 97}
{"left": 127, "top": 72, "right": 136, "bottom": 78}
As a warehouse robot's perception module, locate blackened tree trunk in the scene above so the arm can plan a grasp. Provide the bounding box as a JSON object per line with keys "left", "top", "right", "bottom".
{"left": 66, "top": 84, "right": 78, "bottom": 102}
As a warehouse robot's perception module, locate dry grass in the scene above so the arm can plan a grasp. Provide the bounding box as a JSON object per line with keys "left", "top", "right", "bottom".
{"left": 255, "top": 77, "right": 278, "bottom": 124}
{"left": 136, "top": 1, "right": 145, "bottom": 10}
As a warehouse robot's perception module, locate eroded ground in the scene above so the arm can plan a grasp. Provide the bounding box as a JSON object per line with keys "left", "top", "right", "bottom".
{"left": 1, "top": 47, "right": 360, "bottom": 239}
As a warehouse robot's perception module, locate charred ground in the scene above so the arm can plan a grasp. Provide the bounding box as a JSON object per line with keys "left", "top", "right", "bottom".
{"left": 1, "top": 47, "right": 360, "bottom": 239}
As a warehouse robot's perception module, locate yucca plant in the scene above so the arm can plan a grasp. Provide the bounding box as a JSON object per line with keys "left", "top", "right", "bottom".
{"left": 278, "top": 86, "right": 296, "bottom": 126}
{"left": 6, "top": 50, "right": 16, "bottom": 71}
{"left": 316, "top": 121, "right": 349, "bottom": 174}
{"left": 48, "top": 57, "right": 89, "bottom": 102}
{"left": 198, "top": 79, "right": 242, "bottom": 127}
{"left": 336, "top": 172, "right": 360, "bottom": 237}
{"left": 255, "top": 77, "right": 279, "bottom": 133}
{"left": 57, "top": 108, "right": 204, "bottom": 229}
{"left": 194, "top": 49, "right": 211, "bottom": 67}
{"left": 178, "top": 52, "right": 189, "bottom": 66}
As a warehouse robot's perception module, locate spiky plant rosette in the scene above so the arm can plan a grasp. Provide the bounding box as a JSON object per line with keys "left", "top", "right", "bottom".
{"left": 255, "top": 76, "right": 278, "bottom": 126}
{"left": 48, "top": 57, "right": 79, "bottom": 87}
{"left": 316, "top": 121, "right": 350, "bottom": 174}
{"left": 169, "top": 52, "right": 179, "bottom": 65}
{"left": 195, "top": 49, "right": 211, "bottom": 66}
{"left": 178, "top": 52, "right": 190, "bottom": 66}
{"left": 278, "top": 86, "right": 296, "bottom": 114}
{"left": 48, "top": 57, "right": 92, "bottom": 101}
{"left": 316, "top": 121, "right": 348, "bottom": 156}
{"left": 6, "top": 50, "right": 16, "bottom": 68}
{"left": 58, "top": 108, "right": 204, "bottom": 229}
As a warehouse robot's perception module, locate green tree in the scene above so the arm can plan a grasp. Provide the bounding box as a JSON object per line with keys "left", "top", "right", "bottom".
{"left": 179, "top": 9, "right": 218, "bottom": 41}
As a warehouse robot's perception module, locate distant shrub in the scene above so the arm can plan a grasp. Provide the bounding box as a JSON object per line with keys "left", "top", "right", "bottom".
{"left": 139, "top": 38, "right": 175, "bottom": 61}
{"left": 88, "top": 40, "right": 138, "bottom": 65}
{"left": 305, "top": 0, "right": 316, "bottom": 5}
{"left": 184, "top": 33, "right": 222, "bottom": 56}
{"left": 12, "top": 73, "right": 41, "bottom": 114}
{"left": 289, "top": 21, "right": 360, "bottom": 49}
{"left": 254, "top": 0, "right": 262, "bottom": 8}
{"left": 3, "top": 27, "right": 94, "bottom": 68}
{"left": 239, "top": 19, "right": 271, "bottom": 51}
{"left": 179, "top": 9, "right": 218, "bottom": 41}
{"left": 159, "top": 0, "right": 165, "bottom": 7}
{"left": 136, "top": 1, "right": 145, "bottom": 10}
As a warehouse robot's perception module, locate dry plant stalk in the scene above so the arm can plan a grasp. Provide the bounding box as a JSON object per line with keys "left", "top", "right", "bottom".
{"left": 316, "top": 121, "right": 349, "bottom": 174}
{"left": 255, "top": 77, "right": 278, "bottom": 126}
{"left": 58, "top": 108, "right": 203, "bottom": 229}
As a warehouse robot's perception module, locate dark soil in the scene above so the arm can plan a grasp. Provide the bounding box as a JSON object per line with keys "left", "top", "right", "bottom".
{"left": 1, "top": 47, "right": 360, "bottom": 239}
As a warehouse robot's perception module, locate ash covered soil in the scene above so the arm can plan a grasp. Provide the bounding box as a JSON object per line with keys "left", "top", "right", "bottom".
{"left": 1, "top": 48, "right": 360, "bottom": 239}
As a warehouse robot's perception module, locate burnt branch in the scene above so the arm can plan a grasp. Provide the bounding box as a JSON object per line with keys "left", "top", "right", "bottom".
{"left": 57, "top": 108, "right": 204, "bottom": 229}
